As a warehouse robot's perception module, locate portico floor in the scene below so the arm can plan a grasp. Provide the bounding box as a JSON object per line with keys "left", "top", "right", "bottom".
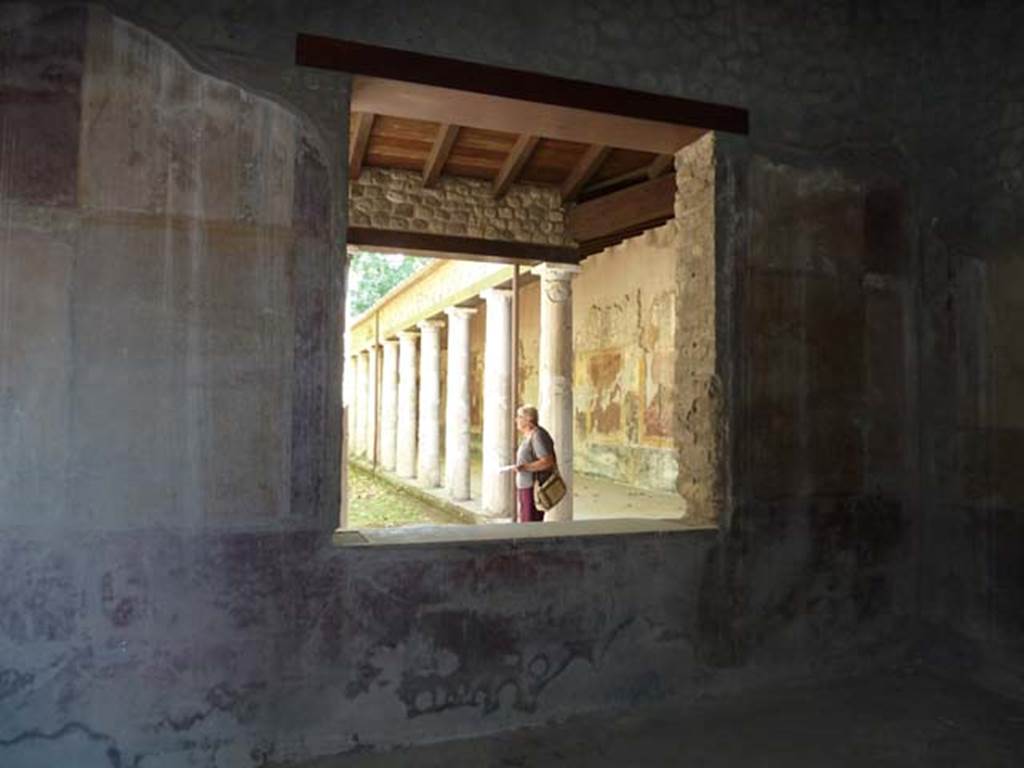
{"left": 348, "top": 451, "right": 686, "bottom": 526}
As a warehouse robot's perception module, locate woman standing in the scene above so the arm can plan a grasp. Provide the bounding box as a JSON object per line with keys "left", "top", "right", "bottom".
{"left": 514, "top": 405, "right": 555, "bottom": 523}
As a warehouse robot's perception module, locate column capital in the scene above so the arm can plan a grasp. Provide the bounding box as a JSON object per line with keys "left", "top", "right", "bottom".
{"left": 480, "top": 287, "right": 513, "bottom": 303}
{"left": 417, "top": 318, "right": 446, "bottom": 332}
{"left": 531, "top": 263, "right": 582, "bottom": 281}
{"left": 381, "top": 337, "right": 400, "bottom": 347}
{"left": 445, "top": 306, "right": 478, "bottom": 318}
{"left": 396, "top": 329, "right": 420, "bottom": 341}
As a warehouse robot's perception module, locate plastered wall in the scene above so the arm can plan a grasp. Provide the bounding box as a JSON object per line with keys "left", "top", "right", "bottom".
{"left": 6, "top": 1, "right": 1018, "bottom": 766}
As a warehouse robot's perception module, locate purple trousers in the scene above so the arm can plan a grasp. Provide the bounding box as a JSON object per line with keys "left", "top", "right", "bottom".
{"left": 517, "top": 487, "right": 544, "bottom": 523}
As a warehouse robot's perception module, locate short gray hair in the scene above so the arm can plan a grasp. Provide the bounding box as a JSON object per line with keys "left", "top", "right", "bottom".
{"left": 516, "top": 405, "right": 538, "bottom": 425}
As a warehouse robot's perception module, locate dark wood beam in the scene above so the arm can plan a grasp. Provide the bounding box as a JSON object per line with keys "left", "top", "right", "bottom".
{"left": 578, "top": 216, "right": 673, "bottom": 256}
{"left": 492, "top": 134, "right": 539, "bottom": 198}
{"left": 349, "top": 111, "right": 375, "bottom": 180}
{"left": 580, "top": 153, "right": 674, "bottom": 199}
{"left": 581, "top": 166, "right": 649, "bottom": 197}
{"left": 560, "top": 144, "right": 611, "bottom": 202}
{"left": 297, "top": 35, "right": 749, "bottom": 135}
{"left": 347, "top": 227, "right": 580, "bottom": 265}
{"left": 568, "top": 173, "right": 676, "bottom": 244}
{"left": 647, "top": 153, "right": 675, "bottom": 178}
{"left": 422, "top": 123, "right": 459, "bottom": 187}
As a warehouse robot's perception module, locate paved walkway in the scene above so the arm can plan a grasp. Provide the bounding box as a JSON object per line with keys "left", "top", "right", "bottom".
{"left": 350, "top": 452, "right": 686, "bottom": 524}
{"left": 291, "top": 672, "right": 1024, "bottom": 767}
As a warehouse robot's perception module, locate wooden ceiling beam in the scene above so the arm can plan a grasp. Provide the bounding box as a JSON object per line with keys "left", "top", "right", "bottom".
{"left": 580, "top": 152, "right": 676, "bottom": 198}
{"left": 422, "top": 123, "right": 460, "bottom": 187}
{"left": 298, "top": 36, "right": 749, "bottom": 136}
{"left": 348, "top": 227, "right": 579, "bottom": 265}
{"left": 349, "top": 111, "right": 375, "bottom": 179}
{"left": 647, "top": 153, "right": 675, "bottom": 178}
{"left": 560, "top": 144, "right": 611, "bottom": 202}
{"left": 568, "top": 173, "right": 676, "bottom": 244}
{"left": 492, "top": 134, "right": 539, "bottom": 197}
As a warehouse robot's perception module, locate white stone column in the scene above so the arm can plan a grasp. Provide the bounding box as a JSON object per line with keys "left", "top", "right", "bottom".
{"left": 396, "top": 330, "right": 419, "bottom": 478}
{"left": 535, "top": 264, "right": 580, "bottom": 521}
{"left": 345, "top": 355, "right": 358, "bottom": 459}
{"left": 416, "top": 319, "right": 444, "bottom": 487}
{"left": 444, "top": 307, "right": 477, "bottom": 500}
{"left": 364, "top": 344, "right": 379, "bottom": 463}
{"left": 480, "top": 289, "right": 513, "bottom": 518}
{"left": 379, "top": 339, "right": 399, "bottom": 471}
{"left": 354, "top": 351, "right": 368, "bottom": 457}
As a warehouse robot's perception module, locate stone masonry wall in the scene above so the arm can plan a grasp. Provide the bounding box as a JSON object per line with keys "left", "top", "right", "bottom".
{"left": 349, "top": 167, "right": 572, "bottom": 246}
{"left": 673, "top": 135, "right": 721, "bottom": 524}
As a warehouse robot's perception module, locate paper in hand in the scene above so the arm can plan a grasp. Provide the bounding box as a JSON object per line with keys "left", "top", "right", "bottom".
{"left": 497, "top": 464, "right": 518, "bottom": 473}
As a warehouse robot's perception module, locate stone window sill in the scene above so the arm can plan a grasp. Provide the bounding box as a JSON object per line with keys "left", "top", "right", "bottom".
{"left": 333, "top": 518, "right": 716, "bottom": 548}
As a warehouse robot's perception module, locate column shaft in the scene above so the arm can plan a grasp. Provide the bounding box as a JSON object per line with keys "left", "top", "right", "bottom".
{"left": 364, "top": 344, "right": 378, "bottom": 463}
{"left": 445, "top": 308, "right": 476, "bottom": 500}
{"left": 481, "top": 289, "right": 513, "bottom": 518}
{"left": 536, "top": 264, "right": 580, "bottom": 521}
{"left": 416, "top": 320, "right": 444, "bottom": 487}
{"left": 354, "top": 351, "right": 368, "bottom": 457}
{"left": 395, "top": 331, "right": 419, "bottom": 478}
{"left": 379, "top": 340, "right": 399, "bottom": 471}
{"left": 345, "top": 355, "right": 358, "bottom": 458}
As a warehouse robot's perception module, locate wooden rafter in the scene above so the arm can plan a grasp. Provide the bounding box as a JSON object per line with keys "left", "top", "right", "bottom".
{"left": 581, "top": 152, "right": 675, "bottom": 198}
{"left": 492, "top": 134, "right": 539, "bottom": 197}
{"left": 647, "top": 153, "right": 675, "bottom": 178}
{"left": 422, "top": 123, "right": 460, "bottom": 187}
{"left": 349, "top": 111, "right": 375, "bottom": 180}
{"left": 560, "top": 144, "right": 611, "bottom": 202}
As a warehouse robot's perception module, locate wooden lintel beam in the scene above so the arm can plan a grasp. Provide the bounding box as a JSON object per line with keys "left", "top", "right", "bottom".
{"left": 492, "top": 134, "right": 539, "bottom": 198}
{"left": 298, "top": 36, "right": 749, "bottom": 136}
{"left": 347, "top": 226, "right": 580, "bottom": 265}
{"left": 561, "top": 144, "right": 611, "bottom": 202}
{"left": 349, "top": 111, "right": 375, "bottom": 179}
{"left": 647, "top": 153, "right": 675, "bottom": 178}
{"left": 568, "top": 173, "right": 676, "bottom": 244}
{"left": 422, "top": 123, "right": 460, "bottom": 187}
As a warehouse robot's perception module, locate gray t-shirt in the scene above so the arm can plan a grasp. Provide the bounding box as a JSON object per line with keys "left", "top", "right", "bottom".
{"left": 515, "top": 427, "right": 555, "bottom": 489}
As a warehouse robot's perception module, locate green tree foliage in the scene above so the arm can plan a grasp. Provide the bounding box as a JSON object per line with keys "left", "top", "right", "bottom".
{"left": 347, "top": 251, "right": 428, "bottom": 317}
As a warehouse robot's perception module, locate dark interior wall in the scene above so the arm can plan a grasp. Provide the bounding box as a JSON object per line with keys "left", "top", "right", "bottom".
{"left": 916, "top": 0, "right": 1024, "bottom": 694}
{"left": 3, "top": 1, "right": 1017, "bottom": 766}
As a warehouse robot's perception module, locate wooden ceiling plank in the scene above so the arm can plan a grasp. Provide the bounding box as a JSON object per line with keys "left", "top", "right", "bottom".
{"left": 560, "top": 144, "right": 612, "bottom": 202}
{"left": 422, "top": 123, "right": 460, "bottom": 187}
{"left": 349, "top": 111, "right": 376, "bottom": 179}
{"left": 352, "top": 77, "right": 707, "bottom": 155}
{"left": 492, "top": 134, "right": 540, "bottom": 197}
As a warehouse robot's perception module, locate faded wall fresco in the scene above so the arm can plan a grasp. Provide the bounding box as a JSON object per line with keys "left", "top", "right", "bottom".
{"left": 573, "top": 223, "right": 681, "bottom": 494}
{"left": 0, "top": 5, "right": 339, "bottom": 530}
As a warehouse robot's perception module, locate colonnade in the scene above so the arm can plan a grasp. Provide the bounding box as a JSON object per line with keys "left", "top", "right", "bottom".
{"left": 346, "top": 264, "right": 579, "bottom": 520}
